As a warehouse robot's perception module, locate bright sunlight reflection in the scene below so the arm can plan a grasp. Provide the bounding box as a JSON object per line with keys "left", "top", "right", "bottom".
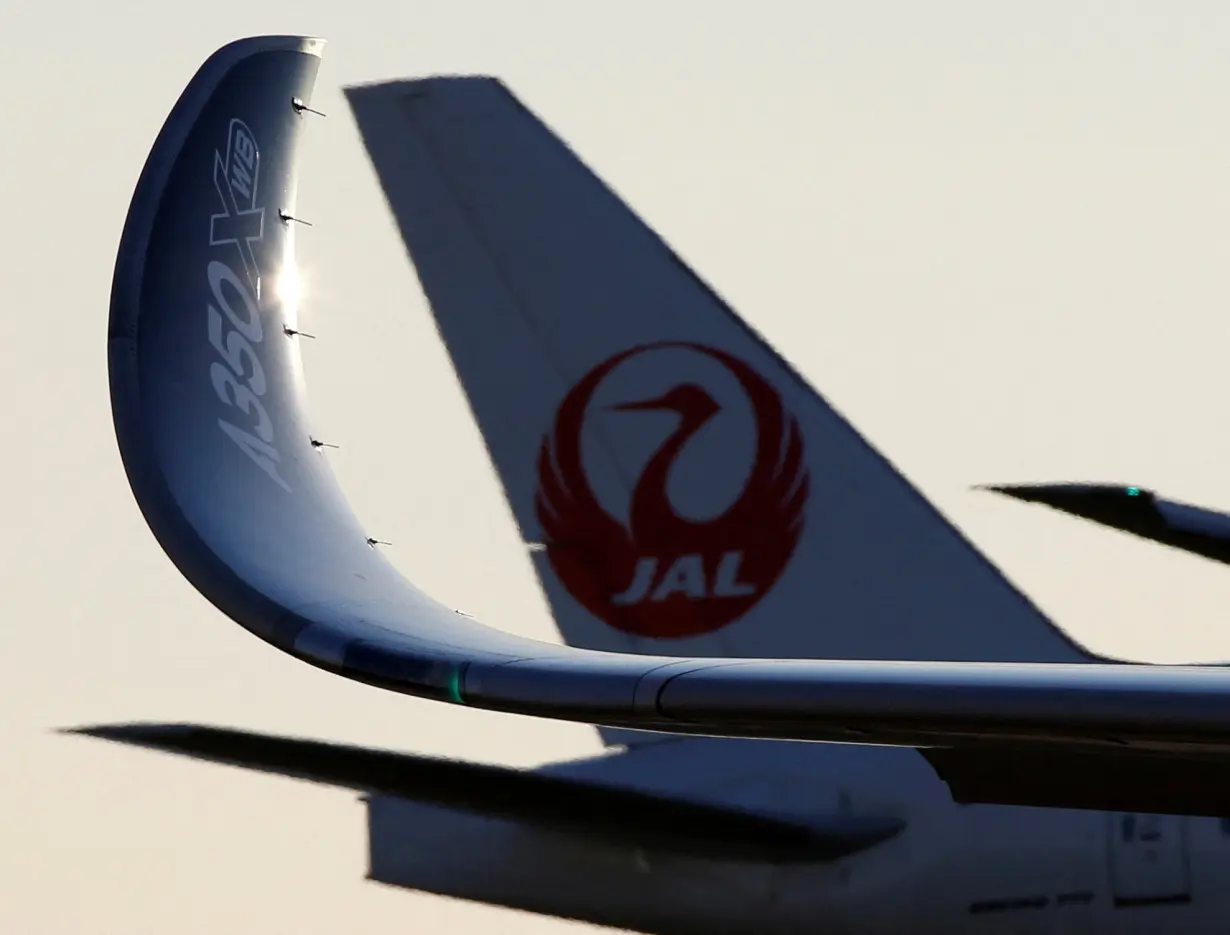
{"left": 276, "top": 264, "right": 304, "bottom": 310}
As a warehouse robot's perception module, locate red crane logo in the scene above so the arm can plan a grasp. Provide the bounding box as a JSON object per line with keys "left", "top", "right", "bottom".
{"left": 535, "top": 342, "right": 810, "bottom": 638}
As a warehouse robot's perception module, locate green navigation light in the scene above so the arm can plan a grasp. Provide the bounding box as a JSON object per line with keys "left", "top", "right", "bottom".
{"left": 447, "top": 667, "right": 466, "bottom": 705}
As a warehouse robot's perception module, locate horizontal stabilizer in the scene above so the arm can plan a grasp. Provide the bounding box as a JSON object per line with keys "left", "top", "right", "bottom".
{"left": 987, "top": 483, "right": 1230, "bottom": 566}
{"left": 68, "top": 724, "right": 903, "bottom": 863}
{"left": 926, "top": 745, "right": 1230, "bottom": 816}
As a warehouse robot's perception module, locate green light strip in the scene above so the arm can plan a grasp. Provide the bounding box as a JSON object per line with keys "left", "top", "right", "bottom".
{"left": 447, "top": 666, "right": 466, "bottom": 705}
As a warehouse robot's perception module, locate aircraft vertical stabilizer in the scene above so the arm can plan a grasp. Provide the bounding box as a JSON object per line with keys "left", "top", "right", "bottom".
{"left": 345, "top": 78, "right": 1100, "bottom": 746}
{"left": 346, "top": 78, "right": 1098, "bottom": 700}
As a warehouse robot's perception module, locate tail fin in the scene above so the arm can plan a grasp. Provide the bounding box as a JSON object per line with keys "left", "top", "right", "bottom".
{"left": 345, "top": 79, "right": 1097, "bottom": 698}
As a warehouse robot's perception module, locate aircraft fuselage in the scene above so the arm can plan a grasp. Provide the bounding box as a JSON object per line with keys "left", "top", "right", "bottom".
{"left": 366, "top": 741, "right": 1230, "bottom": 935}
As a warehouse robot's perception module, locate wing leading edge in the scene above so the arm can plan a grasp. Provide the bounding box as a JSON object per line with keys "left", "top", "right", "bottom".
{"left": 109, "top": 37, "right": 1230, "bottom": 765}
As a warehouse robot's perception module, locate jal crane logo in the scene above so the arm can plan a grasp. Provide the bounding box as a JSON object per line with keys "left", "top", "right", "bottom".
{"left": 535, "top": 342, "right": 810, "bottom": 639}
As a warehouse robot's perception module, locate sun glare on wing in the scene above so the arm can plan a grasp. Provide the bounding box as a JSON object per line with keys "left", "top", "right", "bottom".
{"left": 276, "top": 264, "right": 305, "bottom": 311}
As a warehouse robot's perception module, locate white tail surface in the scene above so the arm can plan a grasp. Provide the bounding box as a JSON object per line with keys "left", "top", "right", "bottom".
{"left": 346, "top": 78, "right": 1098, "bottom": 743}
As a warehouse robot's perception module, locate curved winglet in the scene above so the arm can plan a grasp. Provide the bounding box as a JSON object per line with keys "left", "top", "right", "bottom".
{"left": 108, "top": 35, "right": 555, "bottom": 704}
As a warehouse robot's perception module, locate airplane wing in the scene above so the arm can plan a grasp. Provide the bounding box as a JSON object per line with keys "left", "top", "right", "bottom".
{"left": 989, "top": 483, "right": 1230, "bottom": 566}
{"left": 68, "top": 723, "right": 902, "bottom": 863}
{"left": 108, "top": 35, "right": 1230, "bottom": 767}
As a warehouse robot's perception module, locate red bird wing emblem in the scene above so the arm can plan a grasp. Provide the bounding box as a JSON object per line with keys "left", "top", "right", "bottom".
{"left": 536, "top": 343, "right": 809, "bottom": 639}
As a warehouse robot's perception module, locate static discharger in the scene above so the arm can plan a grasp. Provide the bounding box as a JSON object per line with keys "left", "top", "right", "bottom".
{"left": 291, "top": 97, "right": 326, "bottom": 117}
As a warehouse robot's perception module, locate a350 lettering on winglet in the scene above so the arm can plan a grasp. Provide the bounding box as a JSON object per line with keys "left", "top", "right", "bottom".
{"left": 205, "top": 118, "right": 291, "bottom": 493}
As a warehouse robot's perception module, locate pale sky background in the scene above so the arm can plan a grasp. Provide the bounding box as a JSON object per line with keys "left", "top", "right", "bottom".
{"left": 6, "top": 1, "right": 1230, "bottom": 931}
